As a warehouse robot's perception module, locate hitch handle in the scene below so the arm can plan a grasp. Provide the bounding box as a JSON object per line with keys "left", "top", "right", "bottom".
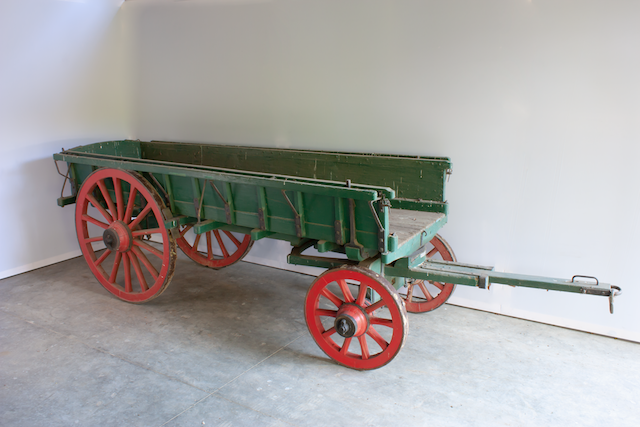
{"left": 571, "top": 275, "right": 598, "bottom": 286}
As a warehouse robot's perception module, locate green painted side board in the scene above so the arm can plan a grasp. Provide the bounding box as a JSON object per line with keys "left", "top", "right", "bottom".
{"left": 141, "top": 140, "right": 451, "bottom": 202}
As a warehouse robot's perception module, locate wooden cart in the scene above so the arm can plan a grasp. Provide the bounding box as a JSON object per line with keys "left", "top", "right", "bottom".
{"left": 53, "top": 140, "right": 621, "bottom": 370}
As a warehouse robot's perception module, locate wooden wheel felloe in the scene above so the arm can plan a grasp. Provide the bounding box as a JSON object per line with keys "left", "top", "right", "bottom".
{"left": 176, "top": 226, "right": 253, "bottom": 269}
{"left": 75, "top": 168, "right": 176, "bottom": 303}
{"left": 305, "top": 265, "right": 408, "bottom": 370}
{"left": 399, "top": 234, "right": 457, "bottom": 313}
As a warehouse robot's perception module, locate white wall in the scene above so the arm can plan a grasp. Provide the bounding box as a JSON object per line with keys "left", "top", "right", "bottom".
{"left": 0, "top": 0, "right": 128, "bottom": 278}
{"left": 125, "top": 0, "right": 640, "bottom": 342}
{"left": 2, "top": 0, "right": 638, "bottom": 342}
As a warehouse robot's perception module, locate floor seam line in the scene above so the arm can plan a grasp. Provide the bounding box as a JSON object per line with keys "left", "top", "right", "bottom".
{"left": 159, "top": 334, "right": 305, "bottom": 427}
{"left": 214, "top": 394, "right": 301, "bottom": 427}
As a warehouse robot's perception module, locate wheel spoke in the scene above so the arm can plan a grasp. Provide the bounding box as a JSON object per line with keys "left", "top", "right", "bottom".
{"left": 128, "top": 204, "right": 153, "bottom": 230}
{"left": 114, "top": 178, "right": 124, "bottom": 221}
{"left": 180, "top": 224, "right": 193, "bottom": 237}
{"left": 367, "top": 327, "right": 389, "bottom": 351}
{"left": 82, "top": 214, "right": 109, "bottom": 229}
{"left": 321, "top": 288, "right": 344, "bottom": 308}
{"left": 86, "top": 194, "right": 113, "bottom": 223}
{"left": 322, "top": 326, "right": 336, "bottom": 338}
{"left": 406, "top": 283, "right": 415, "bottom": 303}
{"left": 97, "top": 180, "right": 118, "bottom": 220}
{"left": 123, "top": 188, "right": 138, "bottom": 224}
{"left": 432, "top": 281, "right": 445, "bottom": 290}
{"left": 340, "top": 337, "right": 352, "bottom": 355}
{"left": 315, "top": 309, "right": 338, "bottom": 317}
{"left": 426, "top": 247, "right": 439, "bottom": 258}
{"left": 337, "top": 279, "right": 355, "bottom": 303}
{"left": 134, "top": 240, "right": 163, "bottom": 259}
{"left": 193, "top": 233, "right": 202, "bottom": 251}
{"left": 122, "top": 254, "right": 132, "bottom": 293}
{"left": 94, "top": 249, "right": 111, "bottom": 267}
{"left": 358, "top": 335, "right": 370, "bottom": 360}
{"left": 365, "top": 299, "right": 386, "bottom": 314}
{"left": 128, "top": 252, "right": 148, "bottom": 292}
{"left": 132, "top": 228, "right": 162, "bottom": 237}
{"left": 213, "top": 230, "right": 230, "bottom": 258}
{"left": 206, "top": 232, "right": 213, "bottom": 259}
{"left": 223, "top": 231, "right": 242, "bottom": 248}
{"left": 418, "top": 281, "right": 434, "bottom": 301}
{"left": 83, "top": 236, "right": 104, "bottom": 243}
{"left": 109, "top": 252, "right": 122, "bottom": 283}
{"left": 370, "top": 317, "right": 393, "bottom": 327}
{"left": 356, "top": 284, "right": 368, "bottom": 306}
{"left": 131, "top": 246, "right": 158, "bottom": 280}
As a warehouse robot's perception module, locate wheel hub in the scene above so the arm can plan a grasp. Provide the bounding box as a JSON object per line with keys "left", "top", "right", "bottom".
{"left": 103, "top": 220, "right": 133, "bottom": 252}
{"left": 335, "top": 303, "right": 369, "bottom": 338}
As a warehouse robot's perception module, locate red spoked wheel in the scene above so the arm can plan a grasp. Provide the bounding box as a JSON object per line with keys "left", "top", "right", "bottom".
{"left": 305, "top": 265, "right": 408, "bottom": 370}
{"left": 176, "top": 226, "right": 253, "bottom": 269}
{"left": 398, "top": 234, "right": 457, "bottom": 313}
{"left": 75, "top": 168, "right": 176, "bottom": 303}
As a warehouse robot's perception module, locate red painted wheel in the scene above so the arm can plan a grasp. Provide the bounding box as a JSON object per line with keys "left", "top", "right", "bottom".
{"left": 398, "top": 234, "right": 457, "bottom": 313}
{"left": 176, "top": 226, "right": 253, "bottom": 269}
{"left": 75, "top": 169, "right": 176, "bottom": 303}
{"left": 305, "top": 265, "right": 408, "bottom": 370}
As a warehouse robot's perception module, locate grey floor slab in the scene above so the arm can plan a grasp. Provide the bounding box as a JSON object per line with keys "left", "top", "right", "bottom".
{"left": 0, "top": 310, "right": 208, "bottom": 427}
{"left": 0, "top": 253, "right": 309, "bottom": 392}
{"left": 1, "top": 254, "right": 639, "bottom": 427}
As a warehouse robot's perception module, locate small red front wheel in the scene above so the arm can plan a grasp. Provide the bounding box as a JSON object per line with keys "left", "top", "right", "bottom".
{"left": 305, "top": 265, "right": 408, "bottom": 370}
{"left": 176, "top": 225, "right": 253, "bottom": 269}
{"left": 75, "top": 168, "right": 176, "bottom": 303}
{"left": 398, "top": 234, "right": 457, "bottom": 313}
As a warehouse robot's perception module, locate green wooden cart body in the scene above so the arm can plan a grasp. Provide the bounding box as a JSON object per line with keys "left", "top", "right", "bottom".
{"left": 54, "top": 139, "right": 451, "bottom": 266}
{"left": 53, "top": 140, "right": 619, "bottom": 306}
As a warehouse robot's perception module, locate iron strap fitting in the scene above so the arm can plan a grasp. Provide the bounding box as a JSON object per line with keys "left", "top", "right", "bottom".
{"left": 210, "top": 181, "right": 232, "bottom": 224}
{"left": 609, "top": 286, "right": 622, "bottom": 314}
{"left": 281, "top": 189, "right": 302, "bottom": 238}
{"left": 54, "top": 157, "right": 74, "bottom": 198}
{"left": 368, "top": 194, "right": 390, "bottom": 255}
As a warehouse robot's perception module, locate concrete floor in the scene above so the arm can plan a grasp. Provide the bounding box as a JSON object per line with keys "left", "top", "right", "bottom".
{"left": 1, "top": 252, "right": 639, "bottom": 427}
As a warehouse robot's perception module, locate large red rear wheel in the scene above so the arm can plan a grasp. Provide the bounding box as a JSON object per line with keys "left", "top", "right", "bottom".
{"left": 176, "top": 226, "right": 253, "bottom": 269}
{"left": 398, "top": 234, "right": 457, "bottom": 313}
{"left": 75, "top": 169, "right": 176, "bottom": 303}
{"left": 305, "top": 265, "right": 408, "bottom": 370}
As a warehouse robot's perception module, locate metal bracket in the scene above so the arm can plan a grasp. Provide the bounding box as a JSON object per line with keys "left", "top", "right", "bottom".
{"left": 144, "top": 172, "right": 170, "bottom": 207}
{"left": 257, "top": 209, "right": 266, "bottom": 230}
{"left": 196, "top": 179, "right": 206, "bottom": 223}
{"left": 282, "top": 190, "right": 302, "bottom": 237}
{"left": 368, "top": 200, "right": 385, "bottom": 233}
{"left": 609, "top": 285, "right": 622, "bottom": 314}
{"left": 571, "top": 275, "right": 599, "bottom": 286}
{"left": 210, "top": 181, "right": 232, "bottom": 224}
{"left": 54, "top": 158, "right": 74, "bottom": 198}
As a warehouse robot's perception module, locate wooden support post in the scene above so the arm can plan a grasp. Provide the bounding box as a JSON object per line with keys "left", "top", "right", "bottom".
{"left": 295, "top": 191, "right": 306, "bottom": 238}
{"left": 334, "top": 198, "right": 345, "bottom": 246}
{"left": 256, "top": 187, "right": 269, "bottom": 230}
{"left": 224, "top": 182, "right": 236, "bottom": 225}
{"left": 163, "top": 175, "right": 176, "bottom": 212}
{"left": 191, "top": 178, "right": 203, "bottom": 220}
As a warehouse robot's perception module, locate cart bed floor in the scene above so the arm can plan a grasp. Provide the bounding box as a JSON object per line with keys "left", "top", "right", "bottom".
{"left": 389, "top": 209, "right": 445, "bottom": 247}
